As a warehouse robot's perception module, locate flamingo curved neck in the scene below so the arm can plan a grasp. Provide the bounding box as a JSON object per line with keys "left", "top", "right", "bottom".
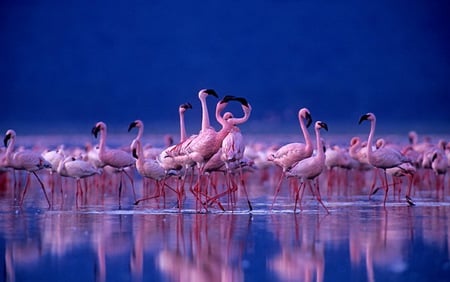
{"left": 228, "top": 107, "right": 251, "bottom": 126}
{"left": 200, "top": 95, "right": 210, "bottom": 131}
{"left": 299, "top": 114, "right": 312, "bottom": 150}
{"left": 98, "top": 129, "right": 107, "bottom": 156}
{"left": 5, "top": 137, "right": 15, "bottom": 163}
{"left": 137, "top": 124, "right": 144, "bottom": 141}
{"left": 179, "top": 110, "right": 187, "bottom": 142}
{"left": 315, "top": 127, "right": 324, "bottom": 159}
{"left": 366, "top": 118, "right": 376, "bottom": 161}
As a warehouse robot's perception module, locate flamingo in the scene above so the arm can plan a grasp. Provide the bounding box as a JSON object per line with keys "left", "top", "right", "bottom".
{"left": 42, "top": 146, "right": 66, "bottom": 204}
{"left": 161, "top": 90, "right": 219, "bottom": 206}
{"left": 219, "top": 97, "right": 253, "bottom": 210}
{"left": 376, "top": 138, "right": 416, "bottom": 206}
{"left": 3, "top": 129, "right": 52, "bottom": 207}
{"left": 286, "top": 121, "right": 329, "bottom": 213}
{"left": 57, "top": 156, "right": 102, "bottom": 206}
{"left": 359, "top": 113, "right": 411, "bottom": 206}
{"left": 178, "top": 102, "right": 193, "bottom": 142}
{"left": 130, "top": 139, "right": 178, "bottom": 206}
{"left": 268, "top": 108, "right": 313, "bottom": 208}
{"left": 92, "top": 121, "right": 136, "bottom": 206}
{"left": 431, "top": 148, "right": 448, "bottom": 194}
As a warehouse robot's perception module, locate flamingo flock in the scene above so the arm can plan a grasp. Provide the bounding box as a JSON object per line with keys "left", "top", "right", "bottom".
{"left": 1, "top": 90, "right": 449, "bottom": 212}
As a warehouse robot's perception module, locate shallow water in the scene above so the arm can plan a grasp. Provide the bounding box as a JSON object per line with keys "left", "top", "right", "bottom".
{"left": 1, "top": 134, "right": 449, "bottom": 282}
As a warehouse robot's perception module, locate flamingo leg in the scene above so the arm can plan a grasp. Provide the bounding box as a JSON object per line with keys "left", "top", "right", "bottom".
{"left": 122, "top": 169, "right": 136, "bottom": 202}
{"left": 32, "top": 171, "right": 51, "bottom": 208}
{"left": 271, "top": 171, "right": 285, "bottom": 209}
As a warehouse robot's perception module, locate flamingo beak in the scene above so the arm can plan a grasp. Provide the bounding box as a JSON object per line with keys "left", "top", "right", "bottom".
{"left": 220, "top": 95, "right": 237, "bottom": 104}
{"left": 319, "top": 122, "right": 328, "bottom": 131}
{"left": 235, "top": 97, "right": 249, "bottom": 107}
{"left": 128, "top": 121, "right": 138, "bottom": 132}
{"left": 358, "top": 114, "right": 370, "bottom": 124}
{"left": 180, "top": 102, "right": 193, "bottom": 110}
{"left": 205, "top": 89, "right": 218, "bottom": 98}
{"left": 132, "top": 148, "right": 138, "bottom": 159}
{"left": 305, "top": 112, "right": 312, "bottom": 128}
{"left": 91, "top": 126, "right": 100, "bottom": 138}
{"left": 3, "top": 134, "right": 11, "bottom": 147}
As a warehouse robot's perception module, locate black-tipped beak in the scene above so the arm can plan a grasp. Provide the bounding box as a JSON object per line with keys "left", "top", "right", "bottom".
{"left": 3, "top": 134, "right": 10, "bottom": 147}
{"left": 235, "top": 97, "right": 249, "bottom": 107}
{"left": 132, "top": 148, "right": 138, "bottom": 159}
{"left": 359, "top": 114, "right": 370, "bottom": 124}
{"left": 220, "top": 95, "right": 237, "bottom": 104}
{"left": 128, "top": 121, "right": 138, "bottom": 132}
{"left": 92, "top": 126, "right": 100, "bottom": 138}
{"left": 319, "top": 122, "right": 328, "bottom": 131}
{"left": 205, "top": 89, "right": 218, "bottom": 98}
{"left": 181, "top": 102, "right": 192, "bottom": 110}
{"left": 305, "top": 112, "right": 312, "bottom": 128}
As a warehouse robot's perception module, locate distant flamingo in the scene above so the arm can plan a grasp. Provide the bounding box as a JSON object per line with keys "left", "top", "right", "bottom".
{"left": 431, "top": 148, "right": 448, "bottom": 195}
{"left": 92, "top": 121, "right": 136, "bottom": 206}
{"left": 376, "top": 138, "right": 416, "bottom": 206}
{"left": 42, "top": 146, "right": 65, "bottom": 204}
{"left": 57, "top": 156, "right": 101, "bottom": 206}
{"left": 286, "top": 121, "right": 329, "bottom": 213}
{"left": 178, "top": 103, "right": 193, "bottom": 142}
{"left": 359, "top": 113, "right": 411, "bottom": 206}
{"left": 3, "top": 129, "right": 51, "bottom": 207}
{"left": 268, "top": 108, "right": 313, "bottom": 208}
{"left": 130, "top": 139, "right": 177, "bottom": 206}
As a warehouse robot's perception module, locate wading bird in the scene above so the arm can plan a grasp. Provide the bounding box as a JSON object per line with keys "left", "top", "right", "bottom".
{"left": 3, "top": 129, "right": 52, "bottom": 207}
{"left": 359, "top": 113, "right": 411, "bottom": 206}
{"left": 286, "top": 121, "right": 329, "bottom": 213}
{"left": 92, "top": 121, "right": 136, "bottom": 206}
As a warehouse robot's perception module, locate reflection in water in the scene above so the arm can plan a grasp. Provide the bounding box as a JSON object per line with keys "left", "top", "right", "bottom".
{"left": 1, "top": 205, "right": 450, "bottom": 281}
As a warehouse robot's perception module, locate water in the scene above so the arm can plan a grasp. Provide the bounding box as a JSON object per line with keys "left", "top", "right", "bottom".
{"left": 0, "top": 134, "right": 449, "bottom": 282}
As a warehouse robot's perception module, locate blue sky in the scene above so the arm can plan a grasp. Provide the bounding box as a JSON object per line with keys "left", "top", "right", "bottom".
{"left": 1, "top": 0, "right": 449, "bottom": 134}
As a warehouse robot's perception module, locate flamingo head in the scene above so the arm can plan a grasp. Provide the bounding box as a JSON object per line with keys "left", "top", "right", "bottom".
{"left": 299, "top": 108, "right": 312, "bottom": 128}
{"left": 92, "top": 122, "right": 105, "bottom": 138}
{"left": 316, "top": 121, "right": 328, "bottom": 131}
{"left": 179, "top": 102, "right": 192, "bottom": 113}
{"left": 3, "top": 129, "right": 15, "bottom": 147}
{"left": 359, "top": 112, "right": 375, "bottom": 124}
{"left": 128, "top": 120, "right": 142, "bottom": 132}
{"left": 199, "top": 89, "right": 218, "bottom": 99}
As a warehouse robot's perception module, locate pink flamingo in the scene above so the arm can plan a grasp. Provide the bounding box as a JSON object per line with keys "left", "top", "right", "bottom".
{"left": 3, "top": 129, "right": 52, "bottom": 207}
{"left": 57, "top": 155, "right": 101, "bottom": 206}
{"left": 203, "top": 97, "right": 253, "bottom": 210}
{"left": 92, "top": 121, "right": 136, "bottom": 206}
{"left": 431, "top": 147, "right": 448, "bottom": 196}
{"left": 268, "top": 108, "right": 313, "bottom": 208}
{"left": 286, "top": 121, "right": 329, "bottom": 213}
{"left": 359, "top": 113, "right": 411, "bottom": 206}
{"left": 376, "top": 138, "right": 416, "bottom": 206}
{"left": 178, "top": 103, "right": 193, "bottom": 142}
{"left": 130, "top": 139, "right": 178, "bottom": 206}
{"left": 182, "top": 95, "right": 239, "bottom": 210}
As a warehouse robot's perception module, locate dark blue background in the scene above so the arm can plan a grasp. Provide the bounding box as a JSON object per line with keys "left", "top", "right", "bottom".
{"left": 2, "top": 0, "right": 449, "bottom": 135}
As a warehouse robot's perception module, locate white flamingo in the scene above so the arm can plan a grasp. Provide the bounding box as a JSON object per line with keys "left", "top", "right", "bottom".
{"left": 359, "top": 113, "right": 411, "bottom": 206}
{"left": 268, "top": 108, "right": 313, "bottom": 208}
{"left": 286, "top": 121, "right": 329, "bottom": 213}
{"left": 3, "top": 129, "right": 51, "bottom": 207}
{"left": 92, "top": 121, "right": 136, "bottom": 206}
{"left": 57, "top": 156, "right": 101, "bottom": 206}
